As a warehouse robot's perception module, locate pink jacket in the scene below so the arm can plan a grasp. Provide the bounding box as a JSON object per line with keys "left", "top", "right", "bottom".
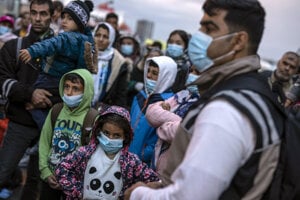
{"left": 145, "top": 97, "right": 181, "bottom": 173}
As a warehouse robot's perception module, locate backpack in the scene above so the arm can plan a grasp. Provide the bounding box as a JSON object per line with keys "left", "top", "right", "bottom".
{"left": 203, "top": 72, "right": 300, "bottom": 200}
{"left": 50, "top": 102, "right": 98, "bottom": 145}
{"left": 263, "top": 108, "right": 300, "bottom": 200}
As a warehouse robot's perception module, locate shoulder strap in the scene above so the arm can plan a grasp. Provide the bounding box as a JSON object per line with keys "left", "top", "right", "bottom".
{"left": 50, "top": 103, "right": 98, "bottom": 145}
{"left": 16, "top": 37, "right": 22, "bottom": 64}
{"left": 81, "top": 108, "right": 98, "bottom": 145}
{"left": 50, "top": 102, "right": 64, "bottom": 128}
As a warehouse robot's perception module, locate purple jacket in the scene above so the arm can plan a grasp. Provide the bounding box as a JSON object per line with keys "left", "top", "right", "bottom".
{"left": 55, "top": 140, "right": 159, "bottom": 200}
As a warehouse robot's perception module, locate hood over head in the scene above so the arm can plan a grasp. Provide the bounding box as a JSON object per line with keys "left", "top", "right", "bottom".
{"left": 59, "top": 69, "right": 94, "bottom": 111}
{"left": 144, "top": 56, "right": 177, "bottom": 94}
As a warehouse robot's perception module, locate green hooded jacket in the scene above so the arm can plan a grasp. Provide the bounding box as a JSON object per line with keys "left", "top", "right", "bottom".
{"left": 39, "top": 69, "right": 94, "bottom": 180}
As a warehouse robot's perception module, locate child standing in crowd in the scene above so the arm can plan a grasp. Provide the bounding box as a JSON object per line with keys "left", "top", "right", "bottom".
{"left": 55, "top": 105, "right": 159, "bottom": 200}
{"left": 19, "top": 0, "right": 95, "bottom": 130}
{"left": 129, "top": 56, "right": 177, "bottom": 166}
{"left": 39, "top": 69, "right": 96, "bottom": 199}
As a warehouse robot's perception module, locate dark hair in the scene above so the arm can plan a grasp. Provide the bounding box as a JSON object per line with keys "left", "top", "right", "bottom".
{"left": 203, "top": 0, "right": 265, "bottom": 54}
{"left": 64, "top": 73, "right": 84, "bottom": 86}
{"left": 105, "top": 12, "right": 119, "bottom": 21}
{"left": 152, "top": 41, "right": 163, "bottom": 50}
{"left": 148, "top": 60, "right": 159, "bottom": 68}
{"left": 167, "top": 29, "right": 189, "bottom": 50}
{"left": 95, "top": 113, "right": 132, "bottom": 147}
{"left": 30, "top": 0, "right": 54, "bottom": 16}
{"left": 95, "top": 23, "right": 110, "bottom": 34}
{"left": 53, "top": 1, "right": 63, "bottom": 12}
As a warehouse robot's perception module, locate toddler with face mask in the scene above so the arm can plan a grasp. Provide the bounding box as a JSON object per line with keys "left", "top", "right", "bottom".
{"left": 55, "top": 105, "right": 159, "bottom": 200}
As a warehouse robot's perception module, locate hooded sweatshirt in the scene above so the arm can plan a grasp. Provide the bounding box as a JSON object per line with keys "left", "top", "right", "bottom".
{"left": 39, "top": 68, "right": 94, "bottom": 180}
{"left": 129, "top": 56, "right": 177, "bottom": 165}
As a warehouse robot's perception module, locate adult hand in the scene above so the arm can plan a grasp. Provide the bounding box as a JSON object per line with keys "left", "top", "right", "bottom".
{"left": 146, "top": 181, "right": 163, "bottom": 189}
{"left": 124, "top": 182, "right": 147, "bottom": 200}
{"left": 19, "top": 49, "right": 32, "bottom": 63}
{"left": 46, "top": 175, "right": 61, "bottom": 190}
{"left": 31, "top": 89, "right": 52, "bottom": 108}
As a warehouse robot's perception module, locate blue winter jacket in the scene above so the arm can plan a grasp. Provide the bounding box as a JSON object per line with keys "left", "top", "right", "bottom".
{"left": 129, "top": 90, "right": 174, "bottom": 166}
{"left": 27, "top": 28, "right": 94, "bottom": 78}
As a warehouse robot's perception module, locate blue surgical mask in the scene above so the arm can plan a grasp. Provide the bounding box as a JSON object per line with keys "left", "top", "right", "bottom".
{"left": 0, "top": 25, "right": 11, "bottom": 35}
{"left": 188, "top": 31, "right": 236, "bottom": 72}
{"left": 97, "top": 132, "right": 123, "bottom": 154}
{"left": 166, "top": 44, "right": 184, "bottom": 58}
{"left": 145, "top": 78, "right": 156, "bottom": 95}
{"left": 121, "top": 44, "right": 134, "bottom": 56}
{"left": 62, "top": 93, "right": 83, "bottom": 108}
{"left": 186, "top": 73, "right": 200, "bottom": 95}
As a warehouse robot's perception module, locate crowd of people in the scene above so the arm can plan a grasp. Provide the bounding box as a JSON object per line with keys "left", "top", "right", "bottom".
{"left": 0, "top": 0, "right": 299, "bottom": 199}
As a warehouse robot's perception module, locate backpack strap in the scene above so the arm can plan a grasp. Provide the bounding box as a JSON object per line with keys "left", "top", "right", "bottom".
{"left": 81, "top": 108, "right": 98, "bottom": 145}
{"left": 50, "top": 102, "right": 64, "bottom": 128}
{"left": 50, "top": 103, "right": 98, "bottom": 145}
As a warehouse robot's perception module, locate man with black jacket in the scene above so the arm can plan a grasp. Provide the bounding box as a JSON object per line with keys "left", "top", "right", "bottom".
{"left": 124, "top": 0, "right": 285, "bottom": 199}
{"left": 0, "top": 0, "right": 54, "bottom": 199}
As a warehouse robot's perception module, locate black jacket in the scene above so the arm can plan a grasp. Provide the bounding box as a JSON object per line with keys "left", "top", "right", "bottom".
{"left": 0, "top": 29, "right": 54, "bottom": 126}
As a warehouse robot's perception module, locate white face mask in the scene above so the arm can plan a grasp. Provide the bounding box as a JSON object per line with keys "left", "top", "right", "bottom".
{"left": 188, "top": 31, "right": 237, "bottom": 72}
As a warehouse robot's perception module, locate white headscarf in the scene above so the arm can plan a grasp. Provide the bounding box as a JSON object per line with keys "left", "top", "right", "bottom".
{"left": 144, "top": 56, "right": 177, "bottom": 95}
{"left": 92, "top": 22, "right": 116, "bottom": 105}
{"left": 93, "top": 22, "right": 116, "bottom": 58}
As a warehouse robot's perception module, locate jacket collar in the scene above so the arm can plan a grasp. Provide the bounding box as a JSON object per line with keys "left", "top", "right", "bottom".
{"left": 194, "top": 55, "right": 261, "bottom": 95}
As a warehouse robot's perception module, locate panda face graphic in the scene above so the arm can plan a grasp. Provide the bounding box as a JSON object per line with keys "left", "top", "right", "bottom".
{"left": 87, "top": 166, "right": 122, "bottom": 199}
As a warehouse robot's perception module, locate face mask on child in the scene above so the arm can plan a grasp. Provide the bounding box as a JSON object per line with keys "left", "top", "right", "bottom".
{"left": 97, "top": 132, "right": 123, "bottom": 154}
{"left": 145, "top": 78, "right": 156, "bottom": 95}
{"left": 62, "top": 94, "right": 83, "bottom": 108}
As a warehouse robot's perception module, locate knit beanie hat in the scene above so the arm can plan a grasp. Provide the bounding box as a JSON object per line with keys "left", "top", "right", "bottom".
{"left": 62, "top": 0, "right": 93, "bottom": 31}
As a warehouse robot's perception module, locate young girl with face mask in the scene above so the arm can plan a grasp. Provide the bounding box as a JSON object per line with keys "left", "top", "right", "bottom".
{"left": 55, "top": 105, "right": 159, "bottom": 200}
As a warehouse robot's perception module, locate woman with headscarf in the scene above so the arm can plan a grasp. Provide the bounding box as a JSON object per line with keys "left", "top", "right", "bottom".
{"left": 92, "top": 22, "right": 131, "bottom": 109}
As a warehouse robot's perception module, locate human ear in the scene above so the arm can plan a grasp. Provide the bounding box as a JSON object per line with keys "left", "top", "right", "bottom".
{"left": 231, "top": 31, "right": 248, "bottom": 52}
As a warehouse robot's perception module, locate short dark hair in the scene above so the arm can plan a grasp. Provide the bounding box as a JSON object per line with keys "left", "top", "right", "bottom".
{"left": 203, "top": 0, "right": 265, "bottom": 54}
{"left": 64, "top": 73, "right": 84, "bottom": 87}
{"left": 167, "top": 29, "right": 190, "bottom": 50}
{"left": 95, "top": 113, "right": 132, "bottom": 147}
{"left": 105, "top": 12, "right": 119, "bottom": 21}
{"left": 30, "top": 0, "right": 54, "bottom": 16}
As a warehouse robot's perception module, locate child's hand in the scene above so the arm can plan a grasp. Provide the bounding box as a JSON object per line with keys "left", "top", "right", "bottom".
{"left": 19, "top": 49, "right": 32, "bottom": 63}
{"left": 160, "top": 102, "right": 171, "bottom": 111}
